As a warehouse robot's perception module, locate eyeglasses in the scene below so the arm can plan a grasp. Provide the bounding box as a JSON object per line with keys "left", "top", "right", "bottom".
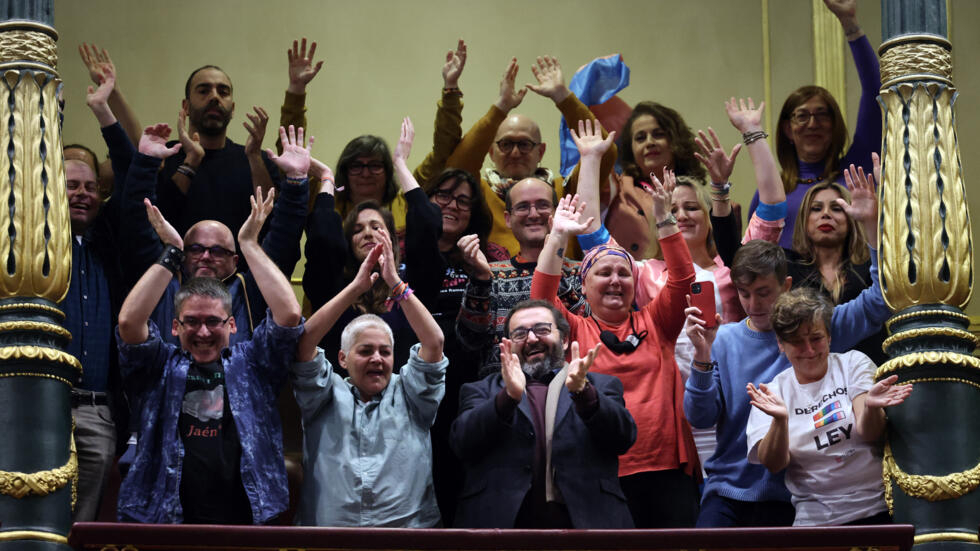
{"left": 432, "top": 191, "right": 473, "bottom": 211}
{"left": 185, "top": 243, "right": 236, "bottom": 259}
{"left": 176, "top": 315, "right": 232, "bottom": 331}
{"left": 509, "top": 200, "right": 553, "bottom": 216}
{"left": 509, "top": 322, "right": 553, "bottom": 342}
{"left": 790, "top": 110, "right": 832, "bottom": 125}
{"left": 495, "top": 139, "right": 538, "bottom": 154}
{"left": 348, "top": 161, "right": 386, "bottom": 175}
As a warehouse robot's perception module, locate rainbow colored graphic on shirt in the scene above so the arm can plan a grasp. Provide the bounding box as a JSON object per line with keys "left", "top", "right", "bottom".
{"left": 812, "top": 401, "right": 845, "bottom": 429}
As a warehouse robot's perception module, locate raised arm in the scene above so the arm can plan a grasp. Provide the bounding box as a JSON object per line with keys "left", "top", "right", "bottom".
{"left": 172, "top": 109, "right": 204, "bottom": 196}
{"left": 392, "top": 117, "right": 420, "bottom": 194}
{"left": 569, "top": 119, "right": 615, "bottom": 236}
{"left": 694, "top": 128, "right": 741, "bottom": 219}
{"left": 379, "top": 227, "right": 444, "bottom": 363}
{"left": 256, "top": 125, "right": 311, "bottom": 277}
{"left": 746, "top": 382, "right": 791, "bottom": 472}
{"left": 297, "top": 244, "right": 382, "bottom": 362}
{"left": 727, "top": 98, "right": 783, "bottom": 207}
{"left": 412, "top": 39, "right": 466, "bottom": 185}
{"left": 537, "top": 194, "right": 593, "bottom": 277}
{"left": 278, "top": 38, "right": 323, "bottom": 153}
{"left": 117, "top": 201, "right": 182, "bottom": 345}
{"left": 244, "top": 106, "right": 274, "bottom": 195}
{"left": 840, "top": 156, "right": 878, "bottom": 249}
{"left": 238, "top": 188, "right": 302, "bottom": 328}
{"left": 79, "top": 43, "right": 141, "bottom": 143}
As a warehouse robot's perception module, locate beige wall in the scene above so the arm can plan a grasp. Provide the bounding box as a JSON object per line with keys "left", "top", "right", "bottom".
{"left": 52, "top": 0, "right": 980, "bottom": 313}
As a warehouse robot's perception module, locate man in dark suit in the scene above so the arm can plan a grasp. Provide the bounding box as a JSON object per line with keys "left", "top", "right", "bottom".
{"left": 450, "top": 299, "right": 636, "bottom": 528}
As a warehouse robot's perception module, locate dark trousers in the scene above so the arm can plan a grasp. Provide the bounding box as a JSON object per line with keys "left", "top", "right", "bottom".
{"left": 620, "top": 469, "right": 699, "bottom": 528}
{"left": 696, "top": 494, "right": 795, "bottom": 527}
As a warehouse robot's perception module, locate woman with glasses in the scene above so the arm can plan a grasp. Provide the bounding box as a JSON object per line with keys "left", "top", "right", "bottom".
{"left": 392, "top": 117, "right": 507, "bottom": 525}
{"left": 749, "top": 0, "right": 880, "bottom": 250}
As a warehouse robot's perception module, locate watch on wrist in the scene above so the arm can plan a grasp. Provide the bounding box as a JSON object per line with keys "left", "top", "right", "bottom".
{"left": 655, "top": 213, "right": 678, "bottom": 229}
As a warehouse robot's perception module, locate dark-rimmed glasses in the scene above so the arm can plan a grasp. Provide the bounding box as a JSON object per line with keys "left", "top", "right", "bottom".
{"left": 176, "top": 315, "right": 232, "bottom": 331}
{"left": 510, "top": 322, "right": 553, "bottom": 342}
{"left": 495, "top": 139, "right": 538, "bottom": 154}
{"left": 432, "top": 191, "right": 473, "bottom": 211}
{"left": 185, "top": 244, "right": 236, "bottom": 259}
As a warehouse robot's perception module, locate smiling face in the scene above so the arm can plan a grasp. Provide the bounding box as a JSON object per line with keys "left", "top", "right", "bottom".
{"left": 735, "top": 274, "right": 793, "bottom": 332}
{"left": 671, "top": 184, "right": 710, "bottom": 252}
{"left": 782, "top": 95, "right": 833, "bottom": 164}
{"left": 805, "top": 187, "right": 849, "bottom": 248}
{"left": 504, "top": 178, "right": 554, "bottom": 249}
{"left": 489, "top": 115, "right": 545, "bottom": 180}
{"left": 183, "top": 221, "right": 238, "bottom": 279}
{"left": 778, "top": 320, "right": 831, "bottom": 384}
{"left": 340, "top": 326, "right": 394, "bottom": 401}
{"left": 66, "top": 159, "right": 100, "bottom": 236}
{"left": 432, "top": 179, "right": 473, "bottom": 241}
{"left": 183, "top": 67, "right": 234, "bottom": 137}
{"left": 507, "top": 306, "right": 565, "bottom": 379}
{"left": 584, "top": 255, "right": 635, "bottom": 322}
{"left": 350, "top": 208, "right": 387, "bottom": 261}
{"left": 172, "top": 295, "right": 237, "bottom": 364}
{"left": 630, "top": 114, "right": 674, "bottom": 178}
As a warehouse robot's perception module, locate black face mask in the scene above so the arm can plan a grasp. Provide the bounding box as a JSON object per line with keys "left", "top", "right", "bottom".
{"left": 594, "top": 313, "right": 648, "bottom": 355}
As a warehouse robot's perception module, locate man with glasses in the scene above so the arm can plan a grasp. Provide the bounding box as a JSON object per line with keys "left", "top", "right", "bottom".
{"left": 457, "top": 178, "right": 586, "bottom": 376}
{"left": 452, "top": 299, "right": 635, "bottom": 528}
{"left": 444, "top": 55, "right": 618, "bottom": 256}
{"left": 115, "top": 185, "right": 303, "bottom": 524}
{"left": 119, "top": 123, "right": 309, "bottom": 349}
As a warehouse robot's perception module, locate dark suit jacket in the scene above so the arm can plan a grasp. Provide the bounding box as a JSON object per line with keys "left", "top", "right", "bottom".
{"left": 450, "top": 371, "right": 636, "bottom": 528}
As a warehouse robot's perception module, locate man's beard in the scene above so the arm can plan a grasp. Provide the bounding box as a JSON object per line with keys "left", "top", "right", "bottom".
{"left": 520, "top": 341, "right": 564, "bottom": 380}
{"left": 189, "top": 100, "right": 232, "bottom": 137}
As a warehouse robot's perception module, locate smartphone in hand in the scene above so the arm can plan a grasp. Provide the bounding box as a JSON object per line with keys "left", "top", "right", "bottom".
{"left": 690, "top": 281, "right": 718, "bottom": 328}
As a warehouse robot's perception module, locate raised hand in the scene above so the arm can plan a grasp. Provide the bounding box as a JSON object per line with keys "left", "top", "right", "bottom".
{"left": 457, "top": 234, "right": 492, "bottom": 280}
{"left": 526, "top": 55, "right": 570, "bottom": 104}
{"left": 500, "top": 338, "right": 526, "bottom": 401}
{"left": 495, "top": 57, "right": 527, "bottom": 112}
{"left": 747, "top": 382, "right": 789, "bottom": 420}
{"left": 243, "top": 106, "right": 269, "bottom": 157}
{"left": 725, "top": 96, "right": 765, "bottom": 134}
{"left": 864, "top": 375, "right": 913, "bottom": 409}
{"left": 570, "top": 119, "right": 616, "bottom": 159}
{"left": 649, "top": 168, "right": 676, "bottom": 221}
{"left": 308, "top": 149, "right": 336, "bottom": 194}
{"left": 143, "top": 198, "right": 182, "bottom": 249}
{"left": 238, "top": 187, "right": 276, "bottom": 244}
{"left": 565, "top": 341, "right": 600, "bottom": 393}
{"left": 550, "top": 194, "right": 594, "bottom": 237}
{"left": 376, "top": 226, "right": 401, "bottom": 287}
{"left": 684, "top": 296, "right": 721, "bottom": 364}
{"left": 694, "top": 128, "right": 741, "bottom": 185}
{"left": 266, "top": 125, "right": 312, "bottom": 179}
{"left": 352, "top": 243, "right": 383, "bottom": 294}
{"left": 393, "top": 116, "right": 414, "bottom": 164}
{"left": 177, "top": 109, "right": 204, "bottom": 167}
{"left": 85, "top": 64, "right": 115, "bottom": 109}
{"left": 442, "top": 39, "right": 467, "bottom": 89}
{"left": 287, "top": 38, "right": 323, "bottom": 94}
{"left": 138, "top": 123, "right": 182, "bottom": 159}
{"left": 871, "top": 152, "right": 881, "bottom": 189}
{"left": 823, "top": 0, "right": 857, "bottom": 22}
{"left": 78, "top": 43, "right": 116, "bottom": 86}
{"left": 840, "top": 162, "right": 877, "bottom": 225}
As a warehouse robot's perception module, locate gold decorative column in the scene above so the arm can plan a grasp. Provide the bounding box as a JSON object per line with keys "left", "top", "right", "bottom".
{"left": 876, "top": 1, "right": 979, "bottom": 547}
{"left": 0, "top": 6, "right": 78, "bottom": 551}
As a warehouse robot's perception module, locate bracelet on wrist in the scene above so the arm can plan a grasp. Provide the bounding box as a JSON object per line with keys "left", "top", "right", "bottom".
{"left": 156, "top": 244, "right": 185, "bottom": 276}
{"left": 443, "top": 86, "right": 463, "bottom": 96}
{"left": 384, "top": 282, "right": 414, "bottom": 311}
{"left": 176, "top": 164, "right": 197, "bottom": 179}
{"left": 692, "top": 359, "right": 717, "bottom": 371}
{"left": 742, "top": 130, "right": 769, "bottom": 146}
{"left": 655, "top": 213, "right": 678, "bottom": 229}
{"left": 286, "top": 175, "right": 306, "bottom": 184}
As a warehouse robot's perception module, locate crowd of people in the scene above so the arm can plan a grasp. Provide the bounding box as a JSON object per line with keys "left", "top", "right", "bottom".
{"left": 63, "top": 0, "right": 915, "bottom": 530}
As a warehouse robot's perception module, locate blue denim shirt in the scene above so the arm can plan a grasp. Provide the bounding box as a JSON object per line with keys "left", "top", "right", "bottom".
{"left": 62, "top": 235, "right": 113, "bottom": 391}
{"left": 290, "top": 344, "right": 447, "bottom": 527}
{"left": 116, "top": 311, "right": 303, "bottom": 524}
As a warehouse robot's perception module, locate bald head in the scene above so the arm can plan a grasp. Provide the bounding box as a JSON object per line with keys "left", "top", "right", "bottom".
{"left": 490, "top": 114, "right": 546, "bottom": 180}
{"left": 183, "top": 220, "right": 238, "bottom": 280}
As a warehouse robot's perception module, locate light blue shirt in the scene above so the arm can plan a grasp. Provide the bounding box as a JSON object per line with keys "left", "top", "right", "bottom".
{"left": 290, "top": 343, "right": 447, "bottom": 527}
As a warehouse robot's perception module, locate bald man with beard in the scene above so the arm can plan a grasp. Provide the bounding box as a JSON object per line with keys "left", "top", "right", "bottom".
{"left": 443, "top": 56, "right": 618, "bottom": 256}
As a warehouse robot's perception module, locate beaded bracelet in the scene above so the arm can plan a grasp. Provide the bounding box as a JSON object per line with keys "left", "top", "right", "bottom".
{"left": 176, "top": 164, "right": 197, "bottom": 179}
{"left": 384, "top": 284, "right": 414, "bottom": 311}
{"left": 389, "top": 280, "right": 409, "bottom": 299}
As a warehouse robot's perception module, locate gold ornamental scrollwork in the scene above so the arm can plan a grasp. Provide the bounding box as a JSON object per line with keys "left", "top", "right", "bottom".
{"left": 0, "top": 320, "right": 71, "bottom": 339}
{"left": 874, "top": 350, "right": 980, "bottom": 380}
{"left": 878, "top": 80, "right": 973, "bottom": 312}
{"left": 0, "top": 434, "right": 77, "bottom": 504}
{"left": 883, "top": 442, "right": 980, "bottom": 515}
{"left": 0, "top": 345, "right": 82, "bottom": 372}
{"left": 879, "top": 37, "right": 953, "bottom": 88}
{"left": 881, "top": 326, "right": 979, "bottom": 350}
{"left": 886, "top": 308, "right": 970, "bottom": 331}
{"left": 0, "top": 23, "right": 58, "bottom": 70}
